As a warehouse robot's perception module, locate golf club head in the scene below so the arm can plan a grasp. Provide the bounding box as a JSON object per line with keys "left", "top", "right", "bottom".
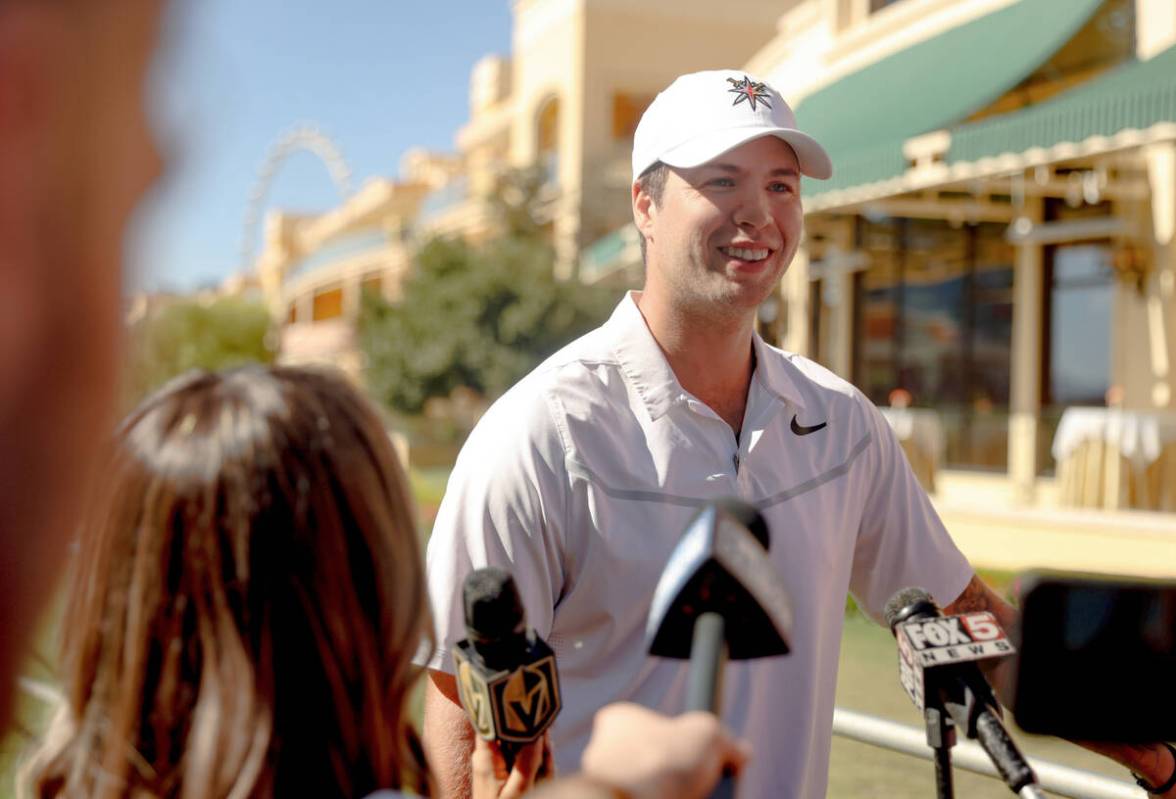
{"left": 646, "top": 499, "right": 792, "bottom": 660}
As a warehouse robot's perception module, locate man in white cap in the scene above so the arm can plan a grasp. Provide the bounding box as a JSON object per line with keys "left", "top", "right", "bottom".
{"left": 419, "top": 70, "right": 1176, "bottom": 798}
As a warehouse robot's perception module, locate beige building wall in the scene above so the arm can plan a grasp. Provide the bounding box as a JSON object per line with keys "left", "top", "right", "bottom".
{"left": 577, "top": 0, "right": 787, "bottom": 258}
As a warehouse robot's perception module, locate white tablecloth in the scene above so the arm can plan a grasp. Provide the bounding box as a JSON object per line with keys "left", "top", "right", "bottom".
{"left": 879, "top": 407, "right": 944, "bottom": 492}
{"left": 879, "top": 407, "right": 945, "bottom": 464}
{"left": 1052, "top": 407, "right": 1176, "bottom": 511}
{"left": 1052, "top": 408, "right": 1176, "bottom": 469}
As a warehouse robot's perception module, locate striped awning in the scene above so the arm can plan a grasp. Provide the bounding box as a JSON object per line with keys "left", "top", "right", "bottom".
{"left": 947, "top": 42, "right": 1176, "bottom": 165}
{"left": 796, "top": 0, "right": 1106, "bottom": 197}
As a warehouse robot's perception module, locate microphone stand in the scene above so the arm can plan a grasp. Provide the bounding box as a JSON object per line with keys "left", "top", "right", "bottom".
{"left": 924, "top": 705, "right": 955, "bottom": 799}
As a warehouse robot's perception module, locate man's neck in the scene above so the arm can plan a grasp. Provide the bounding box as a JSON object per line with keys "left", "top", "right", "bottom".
{"left": 634, "top": 291, "right": 756, "bottom": 436}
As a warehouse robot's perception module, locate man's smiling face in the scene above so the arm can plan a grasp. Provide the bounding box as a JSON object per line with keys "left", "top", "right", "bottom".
{"left": 635, "top": 135, "right": 804, "bottom": 318}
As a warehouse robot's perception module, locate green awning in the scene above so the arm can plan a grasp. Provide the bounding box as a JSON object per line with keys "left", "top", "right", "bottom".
{"left": 947, "top": 42, "right": 1176, "bottom": 164}
{"left": 796, "top": 0, "right": 1104, "bottom": 195}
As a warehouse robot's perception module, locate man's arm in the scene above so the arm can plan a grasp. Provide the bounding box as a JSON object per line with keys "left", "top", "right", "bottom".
{"left": 941, "top": 574, "right": 1018, "bottom": 704}
{"left": 423, "top": 669, "right": 475, "bottom": 799}
{"left": 944, "top": 575, "right": 1176, "bottom": 796}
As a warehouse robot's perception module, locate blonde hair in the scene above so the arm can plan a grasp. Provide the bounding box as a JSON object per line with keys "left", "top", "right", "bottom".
{"left": 23, "top": 366, "right": 432, "bottom": 798}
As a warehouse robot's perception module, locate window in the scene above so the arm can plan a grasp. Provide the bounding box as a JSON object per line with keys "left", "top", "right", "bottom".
{"left": 312, "top": 286, "right": 344, "bottom": 321}
{"left": 854, "top": 218, "right": 1013, "bottom": 469}
{"left": 1047, "top": 244, "right": 1113, "bottom": 405}
{"left": 612, "top": 93, "right": 654, "bottom": 140}
{"left": 1036, "top": 242, "right": 1115, "bottom": 474}
{"left": 809, "top": 279, "right": 824, "bottom": 365}
{"left": 854, "top": 218, "right": 902, "bottom": 400}
{"left": 1036, "top": 195, "right": 1116, "bottom": 474}
{"left": 537, "top": 97, "right": 559, "bottom": 154}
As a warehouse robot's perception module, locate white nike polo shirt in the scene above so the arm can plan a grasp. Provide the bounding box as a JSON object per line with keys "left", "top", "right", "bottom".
{"left": 423, "top": 292, "right": 973, "bottom": 799}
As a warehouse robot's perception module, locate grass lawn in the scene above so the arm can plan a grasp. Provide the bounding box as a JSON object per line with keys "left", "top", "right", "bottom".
{"left": 411, "top": 465, "right": 452, "bottom": 534}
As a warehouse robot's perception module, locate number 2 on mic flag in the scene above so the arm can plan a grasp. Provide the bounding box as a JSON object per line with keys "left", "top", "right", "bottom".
{"left": 895, "top": 611, "right": 1015, "bottom": 710}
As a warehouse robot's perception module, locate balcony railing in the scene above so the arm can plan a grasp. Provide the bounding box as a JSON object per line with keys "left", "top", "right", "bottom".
{"left": 286, "top": 230, "right": 392, "bottom": 282}
{"left": 419, "top": 175, "right": 471, "bottom": 223}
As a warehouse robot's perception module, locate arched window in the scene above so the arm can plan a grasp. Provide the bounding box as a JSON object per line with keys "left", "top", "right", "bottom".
{"left": 536, "top": 96, "right": 559, "bottom": 156}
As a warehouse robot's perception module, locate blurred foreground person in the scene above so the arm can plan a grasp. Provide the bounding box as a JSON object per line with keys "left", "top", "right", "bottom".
{"left": 0, "top": 0, "right": 164, "bottom": 727}
{"left": 22, "top": 367, "right": 747, "bottom": 799}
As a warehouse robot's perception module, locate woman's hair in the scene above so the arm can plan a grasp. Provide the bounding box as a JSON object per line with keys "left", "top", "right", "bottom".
{"left": 23, "top": 366, "right": 432, "bottom": 798}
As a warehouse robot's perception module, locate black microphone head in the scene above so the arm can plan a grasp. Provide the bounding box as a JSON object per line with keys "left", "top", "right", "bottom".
{"left": 715, "top": 497, "right": 769, "bottom": 550}
{"left": 884, "top": 586, "right": 941, "bottom": 632}
{"left": 463, "top": 567, "right": 526, "bottom": 642}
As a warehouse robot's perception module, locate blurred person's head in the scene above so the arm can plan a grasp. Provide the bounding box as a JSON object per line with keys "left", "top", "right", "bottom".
{"left": 23, "top": 366, "right": 432, "bottom": 799}
{"left": 0, "top": 0, "right": 165, "bottom": 724}
{"left": 888, "top": 388, "right": 912, "bottom": 409}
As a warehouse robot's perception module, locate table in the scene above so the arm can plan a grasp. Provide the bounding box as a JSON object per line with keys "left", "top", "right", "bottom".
{"left": 879, "top": 407, "right": 945, "bottom": 493}
{"left": 1052, "top": 407, "right": 1176, "bottom": 511}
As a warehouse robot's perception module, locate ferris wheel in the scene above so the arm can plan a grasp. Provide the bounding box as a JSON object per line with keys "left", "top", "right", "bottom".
{"left": 240, "top": 123, "right": 354, "bottom": 272}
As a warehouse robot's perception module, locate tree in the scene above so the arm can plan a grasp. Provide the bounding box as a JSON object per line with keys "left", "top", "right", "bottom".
{"left": 359, "top": 168, "right": 616, "bottom": 415}
{"left": 123, "top": 295, "right": 277, "bottom": 407}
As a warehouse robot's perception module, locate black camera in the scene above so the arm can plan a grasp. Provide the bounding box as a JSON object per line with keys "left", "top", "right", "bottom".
{"left": 1012, "top": 571, "right": 1176, "bottom": 742}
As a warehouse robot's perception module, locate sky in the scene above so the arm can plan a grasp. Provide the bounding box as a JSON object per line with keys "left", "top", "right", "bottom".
{"left": 130, "top": 1, "right": 513, "bottom": 293}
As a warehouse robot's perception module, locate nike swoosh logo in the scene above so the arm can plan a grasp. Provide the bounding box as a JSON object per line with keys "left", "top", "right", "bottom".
{"left": 791, "top": 415, "right": 827, "bottom": 436}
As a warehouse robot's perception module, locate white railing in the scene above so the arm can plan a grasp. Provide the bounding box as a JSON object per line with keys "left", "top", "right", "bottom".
{"left": 833, "top": 708, "right": 1143, "bottom": 799}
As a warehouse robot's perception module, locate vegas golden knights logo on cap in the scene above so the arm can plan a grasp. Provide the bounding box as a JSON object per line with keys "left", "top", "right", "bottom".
{"left": 491, "top": 655, "right": 560, "bottom": 741}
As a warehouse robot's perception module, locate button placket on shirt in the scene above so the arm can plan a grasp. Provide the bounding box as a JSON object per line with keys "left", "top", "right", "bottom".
{"left": 681, "top": 395, "right": 742, "bottom": 490}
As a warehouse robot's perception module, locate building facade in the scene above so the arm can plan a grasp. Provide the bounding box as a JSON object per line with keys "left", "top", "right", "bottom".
{"left": 760, "top": 0, "right": 1176, "bottom": 507}
{"left": 253, "top": 0, "right": 1176, "bottom": 526}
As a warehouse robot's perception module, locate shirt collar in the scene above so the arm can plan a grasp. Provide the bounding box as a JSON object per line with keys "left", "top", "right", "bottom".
{"left": 750, "top": 333, "right": 807, "bottom": 412}
{"left": 608, "top": 291, "right": 806, "bottom": 421}
{"left": 608, "top": 292, "right": 684, "bottom": 422}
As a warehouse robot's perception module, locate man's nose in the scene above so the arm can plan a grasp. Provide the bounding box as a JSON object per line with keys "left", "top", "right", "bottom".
{"left": 732, "top": 189, "right": 771, "bottom": 230}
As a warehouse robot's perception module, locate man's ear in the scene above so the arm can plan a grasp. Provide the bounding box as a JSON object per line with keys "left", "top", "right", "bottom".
{"left": 632, "top": 180, "right": 656, "bottom": 244}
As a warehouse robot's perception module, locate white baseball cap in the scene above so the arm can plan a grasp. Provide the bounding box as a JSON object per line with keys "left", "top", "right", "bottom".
{"left": 632, "top": 70, "right": 832, "bottom": 182}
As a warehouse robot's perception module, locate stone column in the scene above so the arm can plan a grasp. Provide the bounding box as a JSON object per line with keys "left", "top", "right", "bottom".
{"left": 1145, "top": 141, "right": 1176, "bottom": 409}
{"left": 1008, "top": 196, "right": 1045, "bottom": 503}
{"left": 782, "top": 245, "right": 810, "bottom": 354}
{"left": 827, "top": 217, "right": 857, "bottom": 379}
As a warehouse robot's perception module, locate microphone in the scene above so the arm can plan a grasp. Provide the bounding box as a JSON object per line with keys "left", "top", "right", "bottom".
{"left": 884, "top": 587, "right": 1040, "bottom": 797}
{"left": 452, "top": 567, "right": 561, "bottom": 771}
{"left": 647, "top": 498, "right": 791, "bottom": 799}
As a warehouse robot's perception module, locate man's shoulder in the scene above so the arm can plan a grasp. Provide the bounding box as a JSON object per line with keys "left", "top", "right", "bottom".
{"left": 466, "top": 324, "right": 627, "bottom": 447}
{"left": 757, "top": 342, "right": 872, "bottom": 416}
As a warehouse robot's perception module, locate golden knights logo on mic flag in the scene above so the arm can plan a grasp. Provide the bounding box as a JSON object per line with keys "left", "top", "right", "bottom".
{"left": 492, "top": 656, "right": 560, "bottom": 741}
{"left": 453, "top": 644, "right": 562, "bottom": 743}
{"left": 456, "top": 657, "right": 496, "bottom": 739}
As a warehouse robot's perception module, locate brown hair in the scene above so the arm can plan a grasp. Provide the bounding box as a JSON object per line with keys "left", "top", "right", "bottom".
{"left": 23, "top": 366, "right": 432, "bottom": 799}
{"left": 636, "top": 161, "right": 669, "bottom": 264}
